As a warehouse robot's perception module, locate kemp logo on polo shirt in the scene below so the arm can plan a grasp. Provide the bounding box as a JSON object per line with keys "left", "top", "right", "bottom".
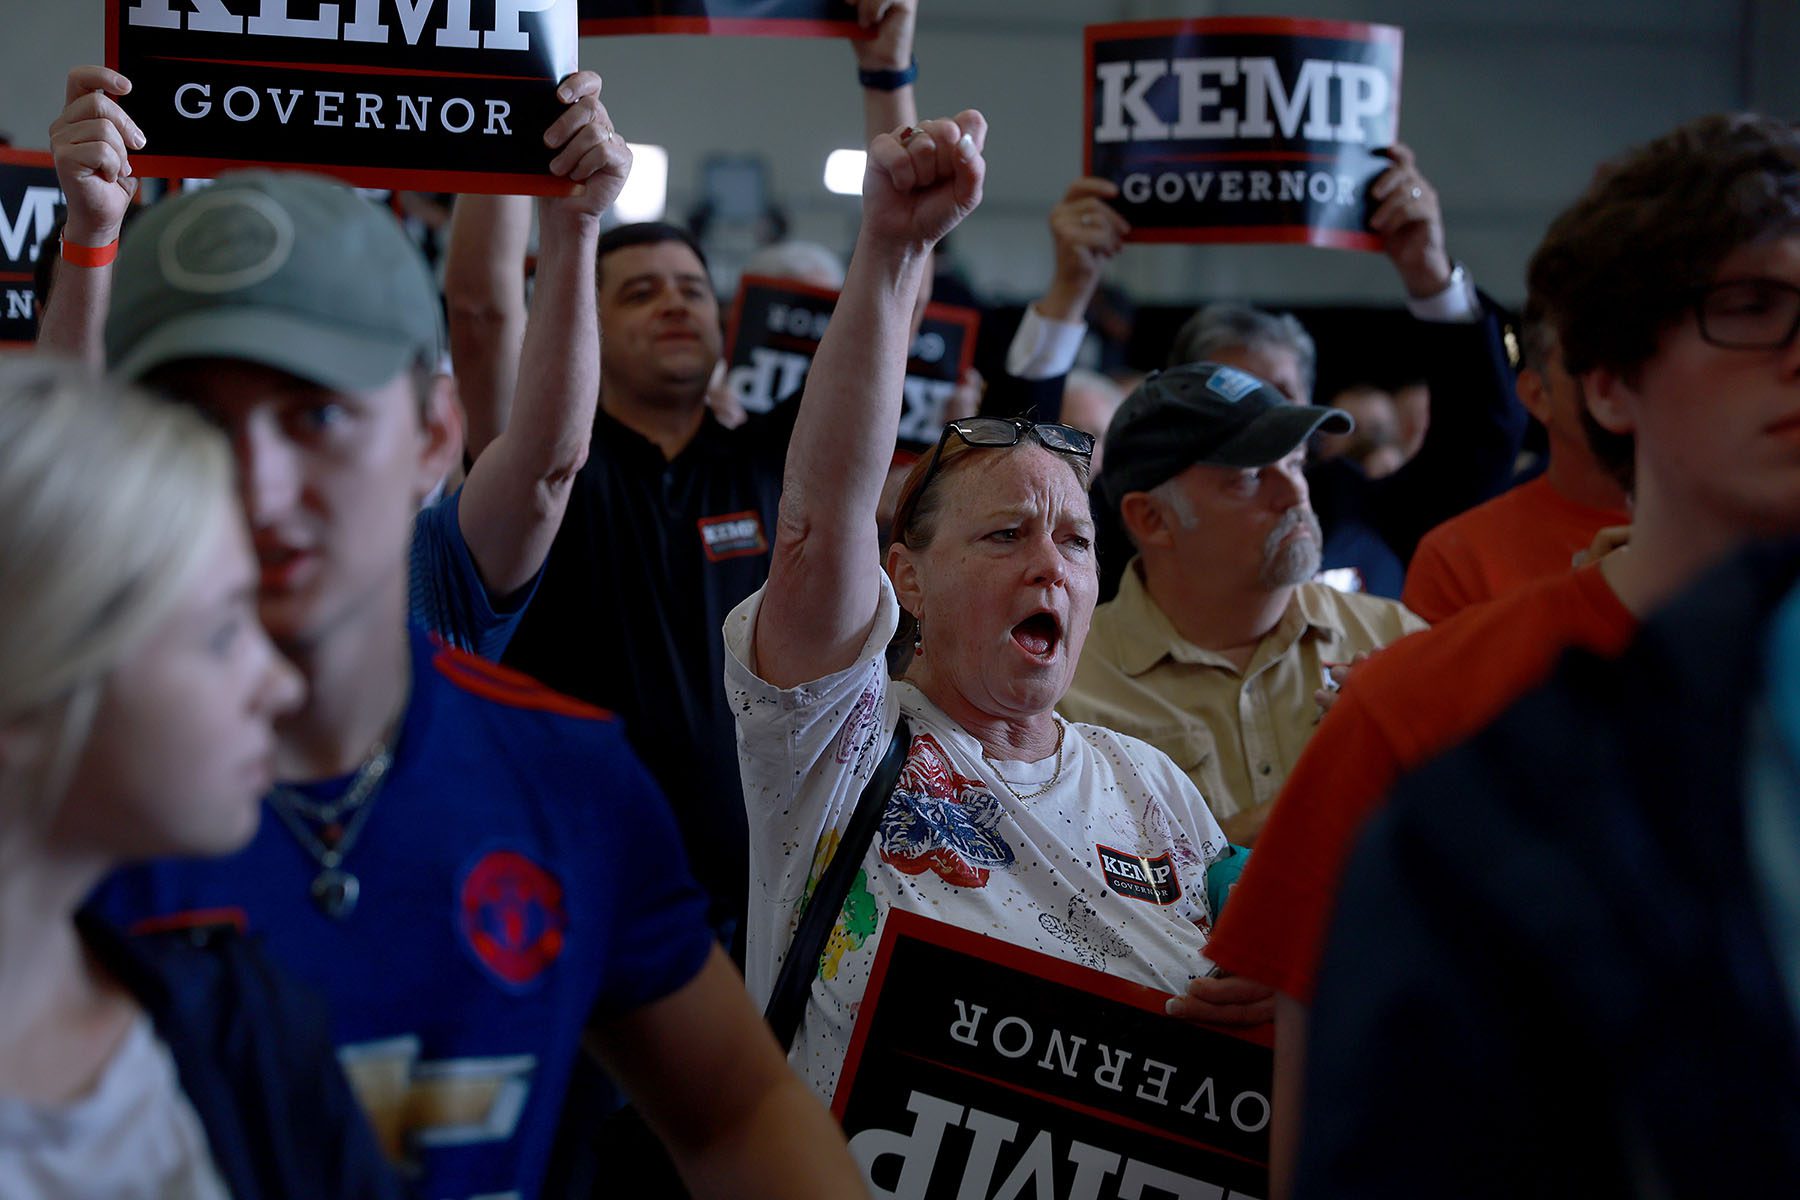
{"left": 698, "top": 510, "right": 769, "bottom": 562}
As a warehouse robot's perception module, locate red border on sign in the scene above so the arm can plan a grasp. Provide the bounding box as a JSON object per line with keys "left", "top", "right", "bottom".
{"left": 147, "top": 54, "right": 553, "bottom": 82}
{"left": 130, "top": 155, "right": 574, "bottom": 196}
{"left": 581, "top": 17, "right": 864, "bottom": 37}
{"left": 1084, "top": 17, "right": 1404, "bottom": 46}
{"left": 923, "top": 300, "right": 979, "bottom": 382}
{"left": 833, "top": 909, "right": 1273, "bottom": 1119}
{"left": 1129, "top": 225, "right": 1383, "bottom": 252}
{"left": 1082, "top": 33, "right": 1094, "bottom": 180}
{"left": 727, "top": 273, "right": 842, "bottom": 356}
{"left": 726, "top": 274, "right": 979, "bottom": 381}
{"left": 0, "top": 148, "right": 53, "bottom": 169}
{"left": 1156, "top": 151, "right": 1338, "bottom": 164}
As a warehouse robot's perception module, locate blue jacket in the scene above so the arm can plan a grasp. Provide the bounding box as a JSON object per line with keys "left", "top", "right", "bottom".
{"left": 78, "top": 910, "right": 401, "bottom": 1200}
{"left": 1299, "top": 540, "right": 1800, "bottom": 1196}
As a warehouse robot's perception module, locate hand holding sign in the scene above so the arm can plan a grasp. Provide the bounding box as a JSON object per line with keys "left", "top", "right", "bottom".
{"left": 50, "top": 67, "right": 143, "bottom": 246}
{"left": 1369, "top": 143, "right": 1453, "bottom": 299}
{"left": 1166, "top": 972, "right": 1277, "bottom": 1025}
{"left": 543, "top": 70, "right": 631, "bottom": 218}
{"left": 1041, "top": 176, "right": 1131, "bottom": 320}
{"left": 863, "top": 111, "right": 986, "bottom": 252}
{"left": 110, "top": 1, "right": 581, "bottom": 193}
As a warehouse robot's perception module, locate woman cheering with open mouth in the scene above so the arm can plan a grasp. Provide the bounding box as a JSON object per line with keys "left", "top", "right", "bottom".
{"left": 725, "top": 112, "right": 1258, "bottom": 1104}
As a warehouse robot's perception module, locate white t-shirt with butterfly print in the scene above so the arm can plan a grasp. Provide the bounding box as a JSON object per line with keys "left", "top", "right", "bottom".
{"left": 725, "top": 570, "right": 1233, "bottom": 1101}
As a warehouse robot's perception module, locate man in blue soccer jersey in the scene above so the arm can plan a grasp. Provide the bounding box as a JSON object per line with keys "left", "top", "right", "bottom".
{"left": 40, "top": 63, "right": 601, "bottom": 659}
{"left": 47, "top": 67, "right": 862, "bottom": 1198}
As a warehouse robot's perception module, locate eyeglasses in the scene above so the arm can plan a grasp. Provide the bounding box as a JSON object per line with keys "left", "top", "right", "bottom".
{"left": 1694, "top": 278, "right": 1800, "bottom": 350}
{"left": 914, "top": 417, "right": 1096, "bottom": 496}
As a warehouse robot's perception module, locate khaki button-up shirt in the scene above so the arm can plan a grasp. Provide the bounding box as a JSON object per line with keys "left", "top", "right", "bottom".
{"left": 1059, "top": 560, "right": 1425, "bottom": 821}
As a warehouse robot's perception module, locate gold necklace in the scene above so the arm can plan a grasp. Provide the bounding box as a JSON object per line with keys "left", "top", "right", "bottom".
{"left": 982, "top": 719, "right": 1068, "bottom": 800}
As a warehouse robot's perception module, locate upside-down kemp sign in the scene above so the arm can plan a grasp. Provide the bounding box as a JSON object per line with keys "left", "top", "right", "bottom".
{"left": 106, "top": 0, "right": 580, "bottom": 193}
{"left": 0, "top": 150, "right": 66, "bottom": 348}
{"left": 578, "top": 0, "right": 859, "bottom": 37}
{"left": 1085, "top": 17, "right": 1403, "bottom": 250}
{"left": 834, "top": 911, "right": 1273, "bottom": 1199}
{"left": 724, "top": 275, "right": 978, "bottom": 452}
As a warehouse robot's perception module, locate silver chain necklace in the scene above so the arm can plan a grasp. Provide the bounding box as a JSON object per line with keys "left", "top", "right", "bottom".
{"left": 981, "top": 719, "right": 1069, "bottom": 801}
{"left": 267, "top": 743, "right": 392, "bottom": 920}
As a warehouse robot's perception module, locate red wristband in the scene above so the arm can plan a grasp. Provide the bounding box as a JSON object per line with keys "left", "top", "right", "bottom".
{"left": 60, "top": 235, "right": 119, "bottom": 268}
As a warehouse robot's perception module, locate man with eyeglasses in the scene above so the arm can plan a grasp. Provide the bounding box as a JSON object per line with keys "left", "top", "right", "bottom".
{"left": 1058, "top": 365, "right": 1426, "bottom": 846}
{"left": 1200, "top": 111, "right": 1800, "bottom": 1197}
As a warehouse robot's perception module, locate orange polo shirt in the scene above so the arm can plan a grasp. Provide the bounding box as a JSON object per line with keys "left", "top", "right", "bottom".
{"left": 1403, "top": 475, "right": 1631, "bottom": 624}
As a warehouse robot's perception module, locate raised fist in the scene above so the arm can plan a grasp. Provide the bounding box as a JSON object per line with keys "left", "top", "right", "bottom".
{"left": 50, "top": 66, "right": 144, "bottom": 247}
{"left": 861, "top": 110, "right": 987, "bottom": 252}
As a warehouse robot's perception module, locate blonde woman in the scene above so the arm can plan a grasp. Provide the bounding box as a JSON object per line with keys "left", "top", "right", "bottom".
{"left": 0, "top": 359, "right": 397, "bottom": 1198}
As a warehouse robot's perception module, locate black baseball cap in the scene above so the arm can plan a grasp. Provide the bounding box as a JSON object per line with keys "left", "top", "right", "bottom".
{"left": 1096, "top": 362, "right": 1353, "bottom": 503}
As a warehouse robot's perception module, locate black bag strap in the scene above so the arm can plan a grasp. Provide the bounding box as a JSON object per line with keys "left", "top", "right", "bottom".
{"left": 763, "top": 716, "right": 911, "bottom": 1052}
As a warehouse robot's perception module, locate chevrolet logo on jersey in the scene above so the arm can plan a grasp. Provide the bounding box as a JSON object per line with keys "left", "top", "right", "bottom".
{"left": 339, "top": 1036, "right": 535, "bottom": 1174}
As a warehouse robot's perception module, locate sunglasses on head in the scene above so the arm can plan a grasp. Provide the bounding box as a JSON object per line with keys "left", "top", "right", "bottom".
{"left": 913, "top": 417, "right": 1096, "bottom": 496}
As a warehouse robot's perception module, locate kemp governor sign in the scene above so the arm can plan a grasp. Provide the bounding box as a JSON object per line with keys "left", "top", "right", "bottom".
{"left": 0, "top": 149, "right": 66, "bottom": 348}
{"left": 1086, "top": 17, "right": 1403, "bottom": 249}
{"left": 108, "top": 0, "right": 580, "bottom": 193}
{"left": 724, "top": 275, "right": 977, "bottom": 452}
{"left": 835, "top": 912, "right": 1273, "bottom": 1199}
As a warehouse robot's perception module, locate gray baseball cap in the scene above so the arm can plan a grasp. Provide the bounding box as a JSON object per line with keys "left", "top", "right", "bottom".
{"left": 1096, "top": 362, "right": 1354, "bottom": 503}
{"left": 106, "top": 171, "right": 443, "bottom": 391}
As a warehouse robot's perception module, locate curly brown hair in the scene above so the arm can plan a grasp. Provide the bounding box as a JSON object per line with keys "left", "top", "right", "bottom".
{"left": 1526, "top": 114, "right": 1800, "bottom": 491}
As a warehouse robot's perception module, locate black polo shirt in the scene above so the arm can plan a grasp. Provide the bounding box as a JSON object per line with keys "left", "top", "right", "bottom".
{"left": 503, "top": 404, "right": 793, "bottom": 944}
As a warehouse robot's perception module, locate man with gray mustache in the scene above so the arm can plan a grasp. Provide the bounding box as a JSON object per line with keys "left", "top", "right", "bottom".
{"left": 1059, "top": 363, "right": 1425, "bottom": 844}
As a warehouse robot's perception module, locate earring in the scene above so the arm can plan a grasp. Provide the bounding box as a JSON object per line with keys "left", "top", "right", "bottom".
{"left": 914, "top": 618, "right": 924, "bottom": 657}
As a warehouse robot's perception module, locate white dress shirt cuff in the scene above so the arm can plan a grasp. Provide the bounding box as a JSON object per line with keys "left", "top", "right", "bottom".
{"left": 1404, "top": 264, "right": 1482, "bottom": 324}
{"left": 1005, "top": 305, "right": 1089, "bottom": 380}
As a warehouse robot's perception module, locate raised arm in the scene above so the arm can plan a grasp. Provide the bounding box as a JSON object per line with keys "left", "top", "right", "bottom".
{"left": 1031, "top": 177, "right": 1130, "bottom": 331}
{"left": 849, "top": 0, "right": 919, "bottom": 145}
{"left": 38, "top": 66, "right": 142, "bottom": 365}
{"left": 987, "top": 176, "right": 1131, "bottom": 420}
{"left": 754, "top": 112, "right": 987, "bottom": 689}
{"left": 595, "top": 948, "right": 866, "bottom": 1198}
{"left": 455, "top": 71, "right": 626, "bottom": 598}
{"left": 1368, "top": 142, "right": 1458, "bottom": 306}
{"left": 1361, "top": 143, "right": 1525, "bottom": 558}
{"left": 443, "top": 193, "right": 532, "bottom": 462}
